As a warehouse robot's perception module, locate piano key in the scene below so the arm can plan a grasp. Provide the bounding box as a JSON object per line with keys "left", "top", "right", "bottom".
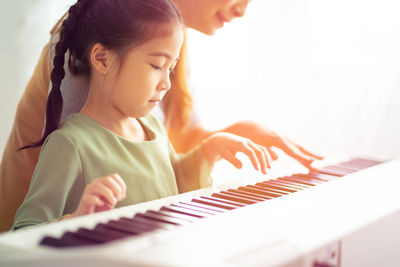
{"left": 211, "top": 192, "right": 259, "bottom": 205}
{"left": 106, "top": 220, "right": 155, "bottom": 235}
{"left": 278, "top": 177, "right": 317, "bottom": 186}
{"left": 237, "top": 186, "right": 281, "bottom": 198}
{"left": 220, "top": 190, "right": 267, "bottom": 202}
{"left": 191, "top": 198, "right": 238, "bottom": 210}
{"left": 301, "top": 173, "right": 337, "bottom": 182}
{"left": 247, "top": 185, "right": 289, "bottom": 195}
{"left": 320, "top": 166, "right": 355, "bottom": 175}
{"left": 229, "top": 188, "right": 273, "bottom": 200}
{"left": 200, "top": 196, "right": 246, "bottom": 207}
{"left": 268, "top": 179, "right": 309, "bottom": 190}
{"left": 285, "top": 175, "right": 326, "bottom": 184}
{"left": 161, "top": 205, "right": 211, "bottom": 218}
{"left": 171, "top": 203, "right": 220, "bottom": 215}
{"left": 114, "top": 218, "right": 159, "bottom": 232}
{"left": 350, "top": 158, "right": 382, "bottom": 166}
{"left": 317, "top": 168, "right": 347, "bottom": 177}
{"left": 257, "top": 182, "right": 297, "bottom": 193}
{"left": 125, "top": 216, "right": 175, "bottom": 230}
{"left": 148, "top": 210, "right": 198, "bottom": 223}
{"left": 178, "top": 202, "right": 226, "bottom": 213}
{"left": 40, "top": 232, "right": 99, "bottom": 247}
{"left": 135, "top": 211, "right": 188, "bottom": 226}
{"left": 74, "top": 225, "right": 130, "bottom": 243}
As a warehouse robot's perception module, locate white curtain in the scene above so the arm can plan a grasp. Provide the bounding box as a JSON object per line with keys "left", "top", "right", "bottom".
{"left": 187, "top": 0, "right": 400, "bottom": 161}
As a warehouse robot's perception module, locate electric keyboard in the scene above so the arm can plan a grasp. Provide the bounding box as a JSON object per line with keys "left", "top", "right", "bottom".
{"left": 1, "top": 157, "right": 400, "bottom": 267}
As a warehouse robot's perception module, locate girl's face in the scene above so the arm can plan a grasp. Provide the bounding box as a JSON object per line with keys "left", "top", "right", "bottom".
{"left": 174, "top": 0, "right": 250, "bottom": 35}
{"left": 108, "top": 27, "right": 184, "bottom": 118}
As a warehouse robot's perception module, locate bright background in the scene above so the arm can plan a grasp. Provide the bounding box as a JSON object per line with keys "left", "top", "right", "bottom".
{"left": 1, "top": 0, "right": 400, "bottom": 162}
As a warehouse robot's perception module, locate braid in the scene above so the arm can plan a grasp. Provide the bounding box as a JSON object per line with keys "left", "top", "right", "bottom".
{"left": 20, "top": 0, "right": 93, "bottom": 149}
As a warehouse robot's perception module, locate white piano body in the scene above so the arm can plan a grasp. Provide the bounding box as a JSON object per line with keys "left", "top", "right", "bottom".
{"left": 1, "top": 157, "right": 400, "bottom": 267}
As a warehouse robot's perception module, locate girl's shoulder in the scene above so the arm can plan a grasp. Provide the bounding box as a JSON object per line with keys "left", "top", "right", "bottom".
{"left": 141, "top": 112, "right": 166, "bottom": 134}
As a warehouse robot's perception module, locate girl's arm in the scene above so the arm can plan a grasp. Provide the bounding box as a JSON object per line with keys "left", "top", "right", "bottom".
{"left": 168, "top": 121, "right": 323, "bottom": 170}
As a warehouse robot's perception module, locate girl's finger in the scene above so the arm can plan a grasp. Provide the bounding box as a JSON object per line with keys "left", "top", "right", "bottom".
{"left": 277, "top": 136, "right": 315, "bottom": 167}
{"left": 86, "top": 182, "right": 118, "bottom": 207}
{"left": 260, "top": 145, "right": 272, "bottom": 169}
{"left": 247, "top": 141, "right": 268, "bottom": 174}
{"left": 77, "top": 194, "right": 104, "bottom": 215}
{"left": 101, "top": 175, "right": 125, "bottom": 201}
{"left": 109, "top": 174, "right": 127, "bottom": 198}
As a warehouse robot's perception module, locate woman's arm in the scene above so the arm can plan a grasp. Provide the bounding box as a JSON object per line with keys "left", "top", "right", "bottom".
{"left": 168, "top": 121, "right": 322, "bottom": 170}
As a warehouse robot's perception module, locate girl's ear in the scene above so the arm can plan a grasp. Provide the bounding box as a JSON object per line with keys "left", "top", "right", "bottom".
{"left": 90, "top": 43, "right": 113, "bottom": 74}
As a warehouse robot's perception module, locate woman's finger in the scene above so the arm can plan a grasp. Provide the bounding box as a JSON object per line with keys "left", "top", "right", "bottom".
{"left": 221, "top": 149, "right": 243, "bottom": 169}
{"left": 267, "top": 147, "right": 278, "bottom": 161}
{"left": 236, "top": 141, "right": 260, "bottom": 172}
{"left": 247, "top": 141, "right": 268, "bottom": 174}
{"left": 292, "top": 142, "right": 324, "bottom": 160}
{"left": 277, "top": 136, "right": 315, "bottom": 167}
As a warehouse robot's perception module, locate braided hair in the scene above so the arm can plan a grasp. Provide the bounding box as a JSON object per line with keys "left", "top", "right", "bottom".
{"left": 22, "top": 0, "right": 183, "bottom": 149}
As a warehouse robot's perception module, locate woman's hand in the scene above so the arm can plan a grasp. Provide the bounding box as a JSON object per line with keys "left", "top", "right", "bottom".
{"left": 61, "top": 174, "right": 126, "bottom": 220}
{"left": 201, "top": 132, "right": 271, "bottom": 174}
{"left": 225, "top": 121, "right": 323, "bottom": 170}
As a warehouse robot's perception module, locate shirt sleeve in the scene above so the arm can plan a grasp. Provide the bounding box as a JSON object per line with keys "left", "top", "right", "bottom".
{"left": 169, "top": 143, "right": 213, "bottom": 193}
{"left": 11, "top": 131, "right": 84, "bottom": 230}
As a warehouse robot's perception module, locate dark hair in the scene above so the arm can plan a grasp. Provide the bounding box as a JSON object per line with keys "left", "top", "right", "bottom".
{"left": 21, "top": 0, "right": 183, "bottom": 150}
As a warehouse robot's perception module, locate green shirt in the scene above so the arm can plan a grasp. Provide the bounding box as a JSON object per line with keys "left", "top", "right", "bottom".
{"left": 12, "top": 113, "right": 211, "bottom": 230}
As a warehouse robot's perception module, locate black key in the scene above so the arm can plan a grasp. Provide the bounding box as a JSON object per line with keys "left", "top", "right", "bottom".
{"left": 220, "top": 190, "right": 266, "bottom": 202}
{"left": 278, "top": 177, "right": 317, "bottom": 186}
{"left": 105, "top": 220, "right": 153, "bottom": 235}
{"left": 191, "top": 198, "right": 238, "bottom": 210}
{"left": 135, "top": 211, "right": 187, "bottom": 225}
{"left": 286, "top": 175, "right": 326, "bottom": 184}
{"left": 269, "top": 179, "right": 308, "bottom": 189}
{"left": 74, "top": 225, "right": 130, "bottom": 243}
{"left": 148, "top": 210, "right": 197, "bottom": 223}
{"left": 238, "top": 186, "right": 281, "bottom": 198}
{"left": 40, "top": 232, "right": 99, "bottom": 247}
{"left": 161, "top": 205, "right": 210, "bottom": 218}
{"left": 125, "top": 216, "right": 175, "bottom": 230}
{"left": 248, "top": 185, "right": 288, "bottom": 195}
{"left": 178, "top": 201, "right": 226, "bottom": 213}
{"left": 212, "top": 192, "right": 258, "bottom": 205}
{"left": 302, "top": 173, "right": 337, "bottom": 181}
{"left": 172, "top": 203, "right": 220, "bottom": 215}
{"left": 201, "top": 196, "right": 246, "bottom": 207}
{"left": 230, "top": 188, "right": 273, "bottom": 200}
{"left": 258, "top": 181, "right": 297, "bottom": 193}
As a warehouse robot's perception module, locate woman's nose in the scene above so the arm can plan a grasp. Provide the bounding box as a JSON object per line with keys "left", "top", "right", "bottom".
{"left": 232, "top": 0, "right": 249, "bottom": 18}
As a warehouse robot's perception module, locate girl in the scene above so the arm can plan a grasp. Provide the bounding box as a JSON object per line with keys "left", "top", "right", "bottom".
{"left": 12, "top": 0, "right": 271, "bottom": 230}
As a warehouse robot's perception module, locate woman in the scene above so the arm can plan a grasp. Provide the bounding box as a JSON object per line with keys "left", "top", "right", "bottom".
{"left": 0, "top": 0, "right": 321, "bottom": 232}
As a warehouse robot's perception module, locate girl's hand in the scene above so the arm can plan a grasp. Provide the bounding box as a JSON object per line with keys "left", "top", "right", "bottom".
{"left": 202, "top": 132, "right": 271, "bottom": 174}
{"left": 63, "top": 174, "right": 126, "bottom": 220}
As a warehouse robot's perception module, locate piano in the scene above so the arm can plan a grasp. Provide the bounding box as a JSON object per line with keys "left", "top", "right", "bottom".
{"left": 1, "top": 157, "right": 400, "bottom": 267}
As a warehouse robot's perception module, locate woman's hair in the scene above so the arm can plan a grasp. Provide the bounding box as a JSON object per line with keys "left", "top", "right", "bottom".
{"left": 22, "top": 0, "right": 183, "bottom": 149}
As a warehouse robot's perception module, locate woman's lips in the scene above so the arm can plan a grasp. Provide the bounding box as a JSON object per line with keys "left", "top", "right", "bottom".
{"left": 216, "top": 12, "right": 231, "bottom": 27}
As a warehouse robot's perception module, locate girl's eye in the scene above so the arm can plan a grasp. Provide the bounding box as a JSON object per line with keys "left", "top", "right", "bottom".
{"left": 150, "top": 64, "right": 162, "bottom": 71}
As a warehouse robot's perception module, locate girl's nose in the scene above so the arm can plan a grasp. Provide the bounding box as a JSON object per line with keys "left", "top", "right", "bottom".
{"left": 158, "top": 73, "right": 171, "bottom": 91}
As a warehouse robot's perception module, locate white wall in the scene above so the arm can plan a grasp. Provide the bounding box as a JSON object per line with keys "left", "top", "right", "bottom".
{"left": 1, "top": 0, "right": 400, "bottom": 161}
{"left": 0, "top": 0, "right": 75, "bottom": 155}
